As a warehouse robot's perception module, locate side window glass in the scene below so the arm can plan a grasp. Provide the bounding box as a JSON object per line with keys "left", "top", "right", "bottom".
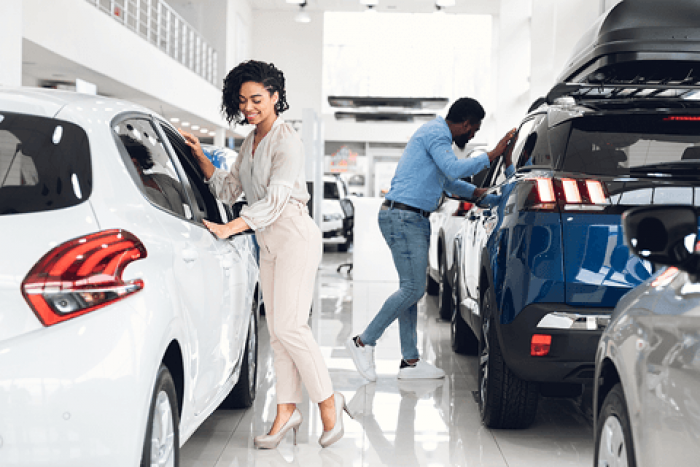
{"left": 491, "top": 158, "right": 509, "bottom": 186}
{"left": 159, "top": 124, "right": 224, "bottom": 224}
{"left": 527, "top": 117, "right": 552, "bottom": 167}
{"left": 510, "top": 118, "right": 539, "bottom": 170}
{"left": 114, "top": 118, "right": 192, "bottom": 220}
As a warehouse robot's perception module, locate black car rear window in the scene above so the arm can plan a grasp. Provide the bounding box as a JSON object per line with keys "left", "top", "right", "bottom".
{"left": 0, "top": 112, "right": 91, "bottom": 215}
{"left": 561, "top": 114, "right": 700, "bottom": 176}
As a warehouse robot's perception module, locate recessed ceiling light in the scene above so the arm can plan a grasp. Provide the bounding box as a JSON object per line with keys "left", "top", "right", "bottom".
{"left": 191, "top": 125, "right": 200, "bottom": 130}
{"left": 170, "top": 117, "right": 180, "bottom": 123}
{"left": 200, "top": 127, "right": 208, "bottom": 133}
{"left": 181, "top": 121, "right": 190, "bottom": 127}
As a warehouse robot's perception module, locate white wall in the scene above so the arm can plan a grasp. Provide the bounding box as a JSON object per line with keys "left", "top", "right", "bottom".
{"left": 493, "top": 0, "right": 533, "bottom": 134}
{"left": 226, "top": 0, "right": 254, "bottom": 71}
{"left": 251, "top": 10, "right": 324, "bottom": 123}
{"left": 0, "top": 0, "right": 23, "bottom": 86}
{"left": 529, "top": 0, "right": 609, "bottom": 103}
{"left": 22, "top": 0, "right": 225, "bottom": 129}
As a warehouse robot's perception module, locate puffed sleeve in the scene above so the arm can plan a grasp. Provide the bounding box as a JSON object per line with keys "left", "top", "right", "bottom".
{"left": 239, "top": 128, "right": 304, "bottom": 230}
{"left": 205, "top": 153, "right": 244, "bottom": 205}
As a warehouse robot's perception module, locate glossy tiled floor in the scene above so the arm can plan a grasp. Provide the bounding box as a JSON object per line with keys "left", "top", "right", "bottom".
{"left": 181, "top": 246, "right": 595, "bottom": 467}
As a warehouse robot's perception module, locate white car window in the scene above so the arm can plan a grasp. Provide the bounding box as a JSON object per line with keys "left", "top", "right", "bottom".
{"left": 114, "top": 118, "right": 192, "bottom": 220}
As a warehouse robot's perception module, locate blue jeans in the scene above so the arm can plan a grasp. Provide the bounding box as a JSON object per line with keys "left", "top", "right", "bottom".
{"left": 360, "top": 208, "right": 430, "bottom": 360}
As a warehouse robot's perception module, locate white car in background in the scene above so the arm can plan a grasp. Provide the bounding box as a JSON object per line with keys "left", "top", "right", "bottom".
{"left": 0, "top": 88, "right": 259, "bottom": 467}
{"left": 323, "top": 174, "right": 354, "bottom": 252}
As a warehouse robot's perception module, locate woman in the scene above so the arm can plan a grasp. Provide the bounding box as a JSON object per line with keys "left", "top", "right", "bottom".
{"left": 179, "top": 60, "right": 349, "bottom": 449}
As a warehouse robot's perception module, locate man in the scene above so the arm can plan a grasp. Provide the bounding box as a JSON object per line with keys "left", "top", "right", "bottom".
{"left": 346, "top": 97, "right": 516, "bottom": 381}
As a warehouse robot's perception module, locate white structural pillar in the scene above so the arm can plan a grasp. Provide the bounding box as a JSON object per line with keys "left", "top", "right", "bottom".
{"left": 0, "top": 0, "right": 23, "bottom": 87}
{"left": 214, "top": 127, "right": 226, "bottom": 147}
{"left": 302, "top": 108, "right": 323, "bottom": 228}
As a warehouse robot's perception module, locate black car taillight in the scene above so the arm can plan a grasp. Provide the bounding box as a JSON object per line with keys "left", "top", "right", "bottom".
{"left": 522, "top": 177, "right": 608, "bottom": 212}
{"left": 21, "top": 229, "right": 147, "bottom": 326}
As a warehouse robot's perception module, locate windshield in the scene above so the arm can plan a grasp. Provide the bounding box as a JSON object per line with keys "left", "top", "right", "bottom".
{"left": 561, "top": 114, "right": 700, "bottom": 176}
{"left": 324, "top": 181, "right": 340, "bottom": 199}
{"left": 0, "top": 112, "right": 92, "bottom": 215}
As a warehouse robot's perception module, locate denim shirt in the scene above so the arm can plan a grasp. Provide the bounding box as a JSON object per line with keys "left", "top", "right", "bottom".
{"left": 384, "top": 117, "right": 491, "bottom": 212}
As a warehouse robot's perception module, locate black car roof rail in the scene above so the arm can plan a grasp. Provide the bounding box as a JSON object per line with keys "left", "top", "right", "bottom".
{"left": 546, "top": 81, "right": 700, "bottom": 105}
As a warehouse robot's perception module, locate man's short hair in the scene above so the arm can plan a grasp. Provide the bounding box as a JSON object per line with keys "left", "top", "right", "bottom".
{"left": 446, "top": 97, "right": 485, "bottom": 124}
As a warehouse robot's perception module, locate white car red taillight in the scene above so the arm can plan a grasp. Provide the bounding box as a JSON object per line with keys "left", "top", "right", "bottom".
{"left": 21, "top": 229, "right": 147, "bottom": 326}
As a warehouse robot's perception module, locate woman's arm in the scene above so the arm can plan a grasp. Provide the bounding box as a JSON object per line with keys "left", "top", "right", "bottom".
{"left": 203, "top": 217, "right": 250, "bottom": 239}
{"left": 178, "top": 129, "right": 216, "bottom": 180}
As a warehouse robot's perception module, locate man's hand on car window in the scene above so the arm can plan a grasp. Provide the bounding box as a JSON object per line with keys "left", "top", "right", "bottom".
{"left": 487, "top": 128, "right": 518, "bottom": 162}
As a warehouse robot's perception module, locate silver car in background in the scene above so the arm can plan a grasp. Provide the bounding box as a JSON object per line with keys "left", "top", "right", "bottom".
{"left": 594, "top": 204, "right": 700, "bottom": 467}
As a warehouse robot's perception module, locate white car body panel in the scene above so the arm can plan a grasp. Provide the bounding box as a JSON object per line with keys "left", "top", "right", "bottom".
{"left": 322, "top": 198, "right": 344, "bottom": 235}
{"left": 0, "top": 88, "right": 258, "bottom": 466}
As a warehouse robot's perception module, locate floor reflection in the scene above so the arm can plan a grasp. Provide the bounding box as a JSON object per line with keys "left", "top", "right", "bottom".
{"left": 182, "top": 245, "right": 594, "bottom": 467}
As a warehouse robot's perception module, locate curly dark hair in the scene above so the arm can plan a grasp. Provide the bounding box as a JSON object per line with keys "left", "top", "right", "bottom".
{"left": 119, "top": 134, "right": 154, "bottom": 170}
{"left": 221, "top": 60, "right": 290, "bottom": 125}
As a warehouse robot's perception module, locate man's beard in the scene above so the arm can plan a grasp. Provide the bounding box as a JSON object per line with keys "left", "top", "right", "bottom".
{"left": 454, "top": 133, "right": 470, "bottom": 150}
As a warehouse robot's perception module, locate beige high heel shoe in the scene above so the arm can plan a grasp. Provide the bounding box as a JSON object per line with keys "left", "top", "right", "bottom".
{"left": 254, "top": 408, "right": 303, "bottom": 449}
{"left": 319, "top": 392, "right": 353, "bottom": 448}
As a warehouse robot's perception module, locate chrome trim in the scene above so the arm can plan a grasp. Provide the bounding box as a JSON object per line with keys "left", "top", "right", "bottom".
{"left": 536, "top": 312, "right": 610, "bottom": 331}
{"left": 461, "top": 297, "right": 480, "bottom": 317}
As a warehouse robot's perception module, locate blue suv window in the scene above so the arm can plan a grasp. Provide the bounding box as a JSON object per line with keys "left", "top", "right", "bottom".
{"left": 561, "top": 114, "right": 700, "bottom": 176}
{"left": 0, "top": 112, "right": 91, "bottom": 216}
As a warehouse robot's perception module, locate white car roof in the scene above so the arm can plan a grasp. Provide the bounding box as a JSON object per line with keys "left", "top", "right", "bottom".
{"left": 0, "top": 86, "right": 154, "bottom": 121}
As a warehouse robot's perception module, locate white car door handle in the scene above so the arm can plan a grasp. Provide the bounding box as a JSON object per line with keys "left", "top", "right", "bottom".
{"left": 182, "top": 248, "right": 199, "bottom": 262}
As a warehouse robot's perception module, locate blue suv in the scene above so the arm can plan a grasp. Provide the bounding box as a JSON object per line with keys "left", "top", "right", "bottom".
{"left": 447, "top": 0, "right": 700, "bottom": 429}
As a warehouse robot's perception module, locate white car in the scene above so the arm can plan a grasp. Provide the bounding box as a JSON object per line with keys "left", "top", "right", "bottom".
{"left": 0, "top": 88, "right": 259, "bottom": 467}
{"left": 323, "top": 175, "right": 353, "bottom": 252}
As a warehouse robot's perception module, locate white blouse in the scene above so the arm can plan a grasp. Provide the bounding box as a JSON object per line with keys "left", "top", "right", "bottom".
{"left": 205, "top": 117, "right": 310, "bottom": 231}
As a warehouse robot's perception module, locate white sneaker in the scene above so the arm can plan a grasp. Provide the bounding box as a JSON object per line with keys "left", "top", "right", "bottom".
{"left": 345, "top": 336, "right": 377, "bottom": 382}
{"left": 397, "top": 360, "right": 446, "bottom": 380}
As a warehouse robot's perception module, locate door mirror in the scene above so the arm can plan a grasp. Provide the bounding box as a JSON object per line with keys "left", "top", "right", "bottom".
{"left": 623, "top": 205, "right": 698, "bottom": 267}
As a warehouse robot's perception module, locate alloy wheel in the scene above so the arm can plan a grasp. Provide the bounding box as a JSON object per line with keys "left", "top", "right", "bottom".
{"left": 479, "top": 315, "right": 490, "bottom": 409}
{"left": 598, "top": 415, "right": 629, "bottom": 467}
{"left": 438, "top": 260, "right": 446, "bottom": 305}
{"left": 150, "top": 390, "right": 175, "bottom": 467}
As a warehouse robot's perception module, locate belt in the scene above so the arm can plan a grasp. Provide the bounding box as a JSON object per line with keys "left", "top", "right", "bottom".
{"left": 382, "top": 200, "right": 431, "bottom": 218}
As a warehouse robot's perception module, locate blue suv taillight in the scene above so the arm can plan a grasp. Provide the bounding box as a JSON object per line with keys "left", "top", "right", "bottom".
{"left": 523, "top": 177, "right": 609, "bottom": 211}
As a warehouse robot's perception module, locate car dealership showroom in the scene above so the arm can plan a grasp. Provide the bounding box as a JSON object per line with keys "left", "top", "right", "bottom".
{"left": 4, "top": 0, "right": 700, "bottom": 466}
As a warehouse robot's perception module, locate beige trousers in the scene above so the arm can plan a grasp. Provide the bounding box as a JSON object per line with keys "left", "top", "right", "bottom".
{"left": 255, "top": 202, "right": 333, "bottom": 404}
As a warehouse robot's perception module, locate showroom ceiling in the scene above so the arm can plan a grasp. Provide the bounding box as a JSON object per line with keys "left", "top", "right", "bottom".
{"left": 252, "top": 0, "right": 499, "bottom": 15}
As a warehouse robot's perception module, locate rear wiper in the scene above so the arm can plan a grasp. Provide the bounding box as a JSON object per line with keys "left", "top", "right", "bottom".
{"left": 630, "top": 162, "right": 700, "bottom": 173}
{"left": 0, "top": 143, "right": 22, "bottom": 188}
